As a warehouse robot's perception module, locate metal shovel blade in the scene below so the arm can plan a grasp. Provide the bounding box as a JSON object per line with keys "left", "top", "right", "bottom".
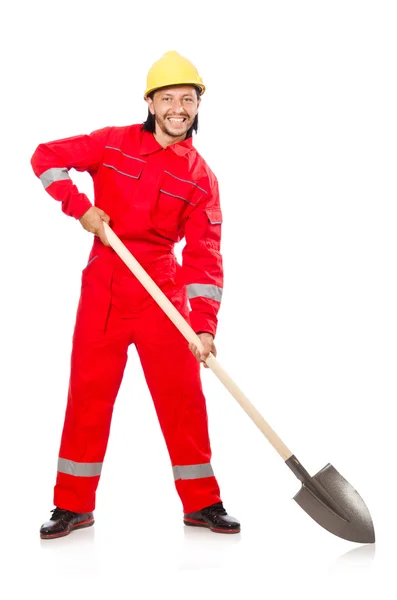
{"left": 291, "top": 461, "right": 375, "bottom": 543}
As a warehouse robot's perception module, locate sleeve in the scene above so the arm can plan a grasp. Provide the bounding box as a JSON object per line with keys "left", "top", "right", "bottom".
{"left": 181, "top": 178, "right": 224, "bottom": 338}
{"left": 30, "top": 126, "right": 110, "bottom": 219}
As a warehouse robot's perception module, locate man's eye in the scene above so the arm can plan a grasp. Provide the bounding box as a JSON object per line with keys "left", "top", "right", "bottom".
{"left": 184, "top": 98, "right": 193, "bottom": 102}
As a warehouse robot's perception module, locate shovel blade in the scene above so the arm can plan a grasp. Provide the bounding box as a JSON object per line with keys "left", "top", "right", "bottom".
{"left": 293, "top": 463, "right": 375, "bottom": 543}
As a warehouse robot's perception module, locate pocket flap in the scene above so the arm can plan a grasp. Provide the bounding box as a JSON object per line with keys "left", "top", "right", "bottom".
{"left": 160, "top": 171, "right": 203, "bottom": 206}
{"left": 205, "top": 208, "right": 223, "bottom": 225}
{"left": 103, "top": 146, "right": 145, "bottom": 179}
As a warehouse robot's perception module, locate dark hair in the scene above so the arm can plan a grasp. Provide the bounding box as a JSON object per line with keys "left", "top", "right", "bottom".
{"left": 141, "top": 85, "right": 201, "bottom": 138}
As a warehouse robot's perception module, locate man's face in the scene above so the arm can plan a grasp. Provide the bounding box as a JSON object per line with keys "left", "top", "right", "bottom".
{"left": 146, "top": 85, "right": 200, "bottom": 138}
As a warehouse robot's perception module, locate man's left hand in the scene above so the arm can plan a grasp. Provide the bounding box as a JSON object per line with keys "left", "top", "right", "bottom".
{"left": 189, "top": 333, "right": 216, "bottom": 368}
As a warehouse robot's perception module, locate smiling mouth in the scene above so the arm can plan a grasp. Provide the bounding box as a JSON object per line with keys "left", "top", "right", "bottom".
{"left": 167, "top": 117, "right": 187, "bottom": 124}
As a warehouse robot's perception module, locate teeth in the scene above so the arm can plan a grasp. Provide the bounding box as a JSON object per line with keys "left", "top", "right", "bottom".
{"left": 168, "top": 118, "right": 185, "bottom": 122}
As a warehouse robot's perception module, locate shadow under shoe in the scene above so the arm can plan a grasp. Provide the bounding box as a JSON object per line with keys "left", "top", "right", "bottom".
{"left": 40, "top": 507, "right": 94, "bottom": 539}
{"left": 184, "top": 502, "right": 240, "bottom": 534}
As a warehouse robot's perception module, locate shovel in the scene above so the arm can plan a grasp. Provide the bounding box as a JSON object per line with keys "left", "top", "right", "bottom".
{"left": 102, "top": 223, "right": 375, "bottom": 544}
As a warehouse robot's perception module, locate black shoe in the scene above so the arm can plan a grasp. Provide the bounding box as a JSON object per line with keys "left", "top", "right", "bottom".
{"left": 40, "top": 507, "right": 94, "bottom": 539}
{"left": 184, "top": 502, "right": 240, "bottom": 534}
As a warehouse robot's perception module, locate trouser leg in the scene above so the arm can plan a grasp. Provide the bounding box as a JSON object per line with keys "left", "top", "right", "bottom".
{"left": 134, "top": 286, "right": 222, "bottom": 514}
{"left": 54, "top": 278, "right": 130, "bottom": 513}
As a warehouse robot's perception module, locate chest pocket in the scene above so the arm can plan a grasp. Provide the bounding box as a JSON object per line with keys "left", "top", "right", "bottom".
{"left": 102, "top": 146, "right": 145, "bottom": 194}
{"left": 151, "top": 170, "right": 206, "bottom": 242}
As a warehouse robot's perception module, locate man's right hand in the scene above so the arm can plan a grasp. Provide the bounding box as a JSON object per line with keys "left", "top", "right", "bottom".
{"left": 79, "top": 206, "right": 111, "bottom": 246}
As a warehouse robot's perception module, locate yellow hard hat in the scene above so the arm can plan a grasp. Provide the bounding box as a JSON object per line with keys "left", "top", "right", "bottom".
{"left": 144, "top": 51, "right": 206, "bottom": 98}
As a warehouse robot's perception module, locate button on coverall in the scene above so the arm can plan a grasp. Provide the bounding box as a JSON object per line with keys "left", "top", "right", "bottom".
{"left": 31, "top": 124, "right": 224, "bottom": 514}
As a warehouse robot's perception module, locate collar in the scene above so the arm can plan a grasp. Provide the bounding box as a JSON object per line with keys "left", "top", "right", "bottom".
{"left": 140, "top": 129, "right": 194, "bottom": 157}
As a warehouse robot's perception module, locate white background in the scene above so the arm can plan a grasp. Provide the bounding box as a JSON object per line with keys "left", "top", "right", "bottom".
{"left": 1, "top": 0, "right": 396, "bottom": 598}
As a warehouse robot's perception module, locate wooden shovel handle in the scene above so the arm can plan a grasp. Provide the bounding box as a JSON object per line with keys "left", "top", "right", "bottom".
{"left": 103, "top": 223, "right": 293, "bottom": 462}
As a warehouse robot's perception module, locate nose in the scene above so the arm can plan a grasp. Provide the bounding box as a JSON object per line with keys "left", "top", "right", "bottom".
{"left": 170, "top": 98, "right": 185, "bottom": 113}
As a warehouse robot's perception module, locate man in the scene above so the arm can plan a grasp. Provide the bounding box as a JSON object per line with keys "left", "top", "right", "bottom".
{"left": 31, "top": 50, "right": 240, "bottom": 538}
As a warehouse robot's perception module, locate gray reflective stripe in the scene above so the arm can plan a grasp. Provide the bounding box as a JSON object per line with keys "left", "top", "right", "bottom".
{"left": 164, "top": 170, "right": 208, "bottom": 194}
{"left": 83, "top": 255, "right": 98, "bottom": 270}
{"left": 187, "top": 283, "right": 223, "bottom": 303}
{"left": 159, "top": 188, "right": 194, "bottom": 205}
{"left": 87, "top": 255, "right": 98, "bottom": 267}
{"left": 40, "top": 167, "right": 70, "bottom": 189}
{"left": 57, "top": 458, "right": 102, "bottom": 477}
{"left": 103, "top": 163, "right": 142, "bottom": 179}
{"left": 103, "top": 163, "right": 140, "bottom": 179}
{"left": 173, "top": 463, "right": 214, "bottom": 481}
{"left": 104, "top": 146, "right": 146, "bottom": 163}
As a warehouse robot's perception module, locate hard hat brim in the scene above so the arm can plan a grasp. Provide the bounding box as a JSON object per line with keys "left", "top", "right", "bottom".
{"left": 144, "top": 82, "right": 206, "bottom": 99}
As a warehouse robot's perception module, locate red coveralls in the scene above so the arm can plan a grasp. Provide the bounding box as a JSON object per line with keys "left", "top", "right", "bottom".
{"left": 31, "top": 124, "right": 224, "bottom": 514}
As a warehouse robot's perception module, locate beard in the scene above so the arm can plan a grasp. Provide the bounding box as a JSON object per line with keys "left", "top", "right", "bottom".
{"left": 155, "top": 113, "right": 193, "bottom": 138}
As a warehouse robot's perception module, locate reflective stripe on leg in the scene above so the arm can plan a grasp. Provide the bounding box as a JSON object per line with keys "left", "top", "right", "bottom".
{"left": 57, "top": 458, "right": 103, "bottom": 477}
{"left": 173, "top": 463, "right": 214, "bottom": 481}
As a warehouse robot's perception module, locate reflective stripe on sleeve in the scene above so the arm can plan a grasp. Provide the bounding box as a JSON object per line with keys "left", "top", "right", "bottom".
{"left": 57, "top": 458, "right": 103, "bottom": 477}
{"left": 40, "top": 167, "right": 71, "bottom": 189}
{"left": 173, "top": 463, "right": 214, "bottom": 481}
{"left": 187, "top": 283, "right": 223, "bottom": 303}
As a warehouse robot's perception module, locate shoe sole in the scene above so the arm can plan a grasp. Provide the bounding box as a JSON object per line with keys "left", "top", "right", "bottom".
{"left": 184, "top": 517, "right": 240, "bottom": 534}
{"left": 40, "top": 518, "right": 95, "bottom": 539}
